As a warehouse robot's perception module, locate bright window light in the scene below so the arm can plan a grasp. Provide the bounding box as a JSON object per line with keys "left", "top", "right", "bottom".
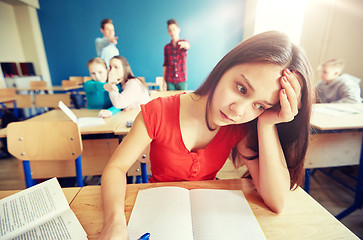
{"left": 254, "top": 0, "right": 309, "bottom": 44}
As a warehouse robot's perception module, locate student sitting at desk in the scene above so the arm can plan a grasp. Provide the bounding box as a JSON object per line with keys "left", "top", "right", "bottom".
{"left": 98, "top": 31, "right": 315, "bottom": 239}
{"left": 316, "top": 58, "right": 362, "bottom": 103}
{"left": 84, "top": 58, "right": 121, "bottom": 117}
{"left": 99, "top": 56, "right": 151, "bottom": 118}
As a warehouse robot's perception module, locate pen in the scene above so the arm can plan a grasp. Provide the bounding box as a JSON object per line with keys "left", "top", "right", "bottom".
{"left": 138, "top": 232, "right": 150, "bottom": 240}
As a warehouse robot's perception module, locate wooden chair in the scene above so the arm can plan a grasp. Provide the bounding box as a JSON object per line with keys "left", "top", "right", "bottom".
{"left": 0, "top": 88, "right": 20, "bottom": 119}
{"left": 156, "top": 76, "right": 165, "bottom": 91}
{"left": 62, "top": 80, "right": 79, "bottom": 88}
{"left": 7, "top": 121, "right": 84, "bottom": 188}
{"left": 83, "top": 76, "right": 92, "bottom": 83}
{"left": 0, "top": 88, "right": 16, "bottom": 97}
{"left": 30, "top": 81, "right": 46, "bottom": 88}
{"left": 69, "top": 76, "right": 83, "bottom": 85}
{"left": 35, "top": 94, "right": 71, "bottom": 108}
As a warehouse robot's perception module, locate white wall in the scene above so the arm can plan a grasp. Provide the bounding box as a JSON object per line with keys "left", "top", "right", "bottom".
{"left": 0, "top": 0, "right": 51, "bottom": 88}
{"left": 301, "top": 0, "right": 363, "bottom": 88}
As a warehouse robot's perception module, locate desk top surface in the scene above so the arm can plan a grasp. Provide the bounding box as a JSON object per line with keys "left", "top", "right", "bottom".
{"left": 17, "top": 85, "right": 82, "bottom": 91}
{"left": 311, "top": 103, "right": 363, "bottom": 130}
{"left": 0, "top": 187, "right": 81, "bottom": 204}
{"left": 70, "top": 179, "right": 358, "bottom": 240}
{"left": 0, "top": 109, "right": 128, "bottom": 137}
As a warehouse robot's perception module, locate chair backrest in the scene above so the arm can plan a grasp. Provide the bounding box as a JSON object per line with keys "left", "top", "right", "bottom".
{"left": 0, "top": 88, "right": 16, "bottom": 97}
{"left": 7, "top": 121, "right": 82, "bottom": 161}
{"left": 7, "top": 121, "right": 84, "bottom": 187}
{"left": 83, "top": 76, "right": 92, "bottom": 83}
{"left": 69, "top": 76, "right": 83, "bottom": 85}
{"left": 4, "top": 94, "right": 32, "bottom": 108}
{"left": 155, "top": 76, "right": 164, "bottom": 91}
{"left": 30, "top": 81, "right": 47, "bottom": 89}
{"left": 62, "top": 80, "right": 79, "bottom": 87}
{"left": 35, "top": 94, "right": 71, "bottom": 108}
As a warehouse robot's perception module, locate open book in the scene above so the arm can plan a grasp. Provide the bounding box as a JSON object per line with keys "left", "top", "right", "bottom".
{"left": 0, "top": 178, "right": 87, "bottom": 240}
{"left": 58, "top": 100, "right": 105, "bottom": 127}
{"left": 127, "top": 187, "right": 266, "bottom": 240}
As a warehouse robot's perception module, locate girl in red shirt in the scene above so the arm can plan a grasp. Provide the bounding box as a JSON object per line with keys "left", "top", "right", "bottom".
{"left": 98, "top": 31, "right": 315, "bottom": 240}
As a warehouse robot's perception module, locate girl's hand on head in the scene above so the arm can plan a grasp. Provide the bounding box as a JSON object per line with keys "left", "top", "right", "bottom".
{"left": 98, "top": 109, "right": 113, "bottom": 118}
{"left": 258, "top": 69, "right": 302, "bottom": 126}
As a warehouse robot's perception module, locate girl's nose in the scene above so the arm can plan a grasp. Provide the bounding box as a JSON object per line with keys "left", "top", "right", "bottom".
{"left": 229, "top": 101, "right": 247, "bottom": 118}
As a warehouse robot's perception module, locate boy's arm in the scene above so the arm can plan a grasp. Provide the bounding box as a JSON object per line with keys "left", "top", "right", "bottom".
{"left": 99, "top": 113, "right": 152, "bottom": 239}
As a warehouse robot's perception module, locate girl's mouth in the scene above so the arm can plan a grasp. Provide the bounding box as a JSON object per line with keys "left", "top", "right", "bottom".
{"left": 220, "top": 110, "right": 235, "bottom": 123}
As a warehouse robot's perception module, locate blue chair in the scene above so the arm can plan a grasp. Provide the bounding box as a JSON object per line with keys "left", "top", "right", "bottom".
{"left": 7, "top": 121, "right": 84, "bottom": 188}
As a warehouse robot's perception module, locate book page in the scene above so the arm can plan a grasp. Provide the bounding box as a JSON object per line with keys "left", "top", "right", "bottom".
{"left": 77, "top": 117, "right": 105, "bottom": 128}
{"left": 0, "top": 178, "right": 87, "bottom": 240}
{"left": 127, "top": 187, "right": 194, "bottom": 240}
{"left": 58, "top": 101, "right": 77, "bottom": 123}
{"left": 14, "top": 209, "right": 87, "bottom": 240}
{"left": 190, "top": 189, "right": 266, "bottom": 240}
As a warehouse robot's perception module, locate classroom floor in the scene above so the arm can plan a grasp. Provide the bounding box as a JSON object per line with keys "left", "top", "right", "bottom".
{"left": 0, "top": 156, "right": 362, "bottom": 238}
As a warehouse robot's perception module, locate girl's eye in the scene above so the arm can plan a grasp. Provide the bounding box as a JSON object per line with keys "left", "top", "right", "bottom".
{"left": 237, "top": 84, "right": 247, "bottom": 94}
{"left": 254, "top": 103, "right": 266, "bottom": 111}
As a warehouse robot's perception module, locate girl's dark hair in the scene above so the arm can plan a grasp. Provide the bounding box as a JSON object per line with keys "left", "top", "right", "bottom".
{"left": 194, "top": 31, "right": 315, "bottom": 189}
{"left": 110, "top": 56, "right": 147, "bottom": 88}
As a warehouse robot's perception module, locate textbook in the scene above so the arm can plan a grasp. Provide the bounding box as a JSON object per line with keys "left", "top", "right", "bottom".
{"left": 127, "top": 187, "right": 266, "bottom": 240}
{"left": 0, "top": 178, "right": 87, "bottom": 240}
{"left": 58, "top": 100, "right": 106, "bottom": 128}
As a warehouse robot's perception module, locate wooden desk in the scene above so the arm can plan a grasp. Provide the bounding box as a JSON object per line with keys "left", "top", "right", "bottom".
{"left": 0, "top": 109, "right": 127, "bottom": 178}
{"left": 70, "top": 179, "right": 358, "bottom": 240}
{"left": 305, "top": 103, "right": 363, "bottom": 219}
{"left": 0, "top": 187, "right": 81, "bottom": 204}
{"left": 114, "top": 109, "right": 140, "bottom": 135}
{"left": 17, "top": 85, "right": 82, "bottom": 92}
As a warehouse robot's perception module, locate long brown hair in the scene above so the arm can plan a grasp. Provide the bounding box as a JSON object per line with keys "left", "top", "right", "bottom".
{"left": 194, "top": 31, "right": 315, "bottom": 189}
{"left": 110, "top": 56, "right": 148, "bottom": 89}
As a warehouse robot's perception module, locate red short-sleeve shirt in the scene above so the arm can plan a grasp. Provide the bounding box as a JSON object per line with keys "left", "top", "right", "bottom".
{"left": 141, "top": 94, "right": 246, "bottom": 182}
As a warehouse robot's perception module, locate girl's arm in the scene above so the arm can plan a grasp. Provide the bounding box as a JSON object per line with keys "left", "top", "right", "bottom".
{"left": 108, "top": 80, "right": 144, "bottom": 109}
{"left": 98, "top": 113, "right": 152, "bottom": 239}
{"left": 237, "top": 69, "right": 302, "bottom": 213}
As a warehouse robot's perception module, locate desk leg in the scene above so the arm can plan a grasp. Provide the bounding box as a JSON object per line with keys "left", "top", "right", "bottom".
{"left": 335, "top": 136, "right": 363, "bottom": 220}
{"left": 304, "top": 169, "right": 311, "bottom": 193}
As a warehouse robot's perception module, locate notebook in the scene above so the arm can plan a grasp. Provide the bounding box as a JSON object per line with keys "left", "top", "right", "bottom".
{"left": 58, "top": 101, "right": 106, "bottom": 128}
{"left": 127, "top": 187, "right": 266, "bottom": 240}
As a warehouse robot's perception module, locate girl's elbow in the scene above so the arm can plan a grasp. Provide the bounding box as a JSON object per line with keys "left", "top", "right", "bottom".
{"left": 263, "top": 191, "right": 289, "bottom": 214}
{"left": 268, "top": 199, "right": 286, "bottom": 214}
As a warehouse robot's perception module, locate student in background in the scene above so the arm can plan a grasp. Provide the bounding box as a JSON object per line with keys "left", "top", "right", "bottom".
{"left": 316, "top": 58, "right": 361, "bottom": 103}
{"left": 162, "top": 19, "right": 190, "bottom": 91}
{"left": 84, "top": 58, "right": 121, "bottom": 117}
{"left": 97, "top": 31, "right": 315, "bottom": 239}
{"left": 99, "top": 56, "right": 151, "bottom": 118}
{"left": 95, "top": 18, "right": 119, "bottom": 69}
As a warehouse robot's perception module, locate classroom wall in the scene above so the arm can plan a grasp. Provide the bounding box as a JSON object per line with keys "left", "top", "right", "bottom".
{"left": 37, "top": 0, "right": 246, "bottom": 90}
{"left": 300, "top": 0, "right": 363, "bottom": 89}
{"left": 0, "top": 0, "right": 52, "bottom": 88}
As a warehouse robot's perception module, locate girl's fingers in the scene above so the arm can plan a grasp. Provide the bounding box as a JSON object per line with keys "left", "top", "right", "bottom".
{"left": 281, "top": 76, "right": 298, "bottom": 115}
{"left": 283, "top": 69, "right": 302, "bottom": 108}
{"left": 279, "top": 89, "right": 294, "bottom": 122}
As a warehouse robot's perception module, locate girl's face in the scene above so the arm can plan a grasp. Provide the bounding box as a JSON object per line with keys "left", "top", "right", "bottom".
{"left": 109, "top": 58, "right": 125, "bottom": 80}
{"left": 88, "top": 62, "right": 108, "bottom": 83}
{"left": 210, "top": 62, "right": 283, "bottom": 127}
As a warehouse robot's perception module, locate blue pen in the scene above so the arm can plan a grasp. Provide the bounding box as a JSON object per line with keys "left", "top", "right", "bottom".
{"left": 138, "top": 232, "right": 150, "bottom": 240}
